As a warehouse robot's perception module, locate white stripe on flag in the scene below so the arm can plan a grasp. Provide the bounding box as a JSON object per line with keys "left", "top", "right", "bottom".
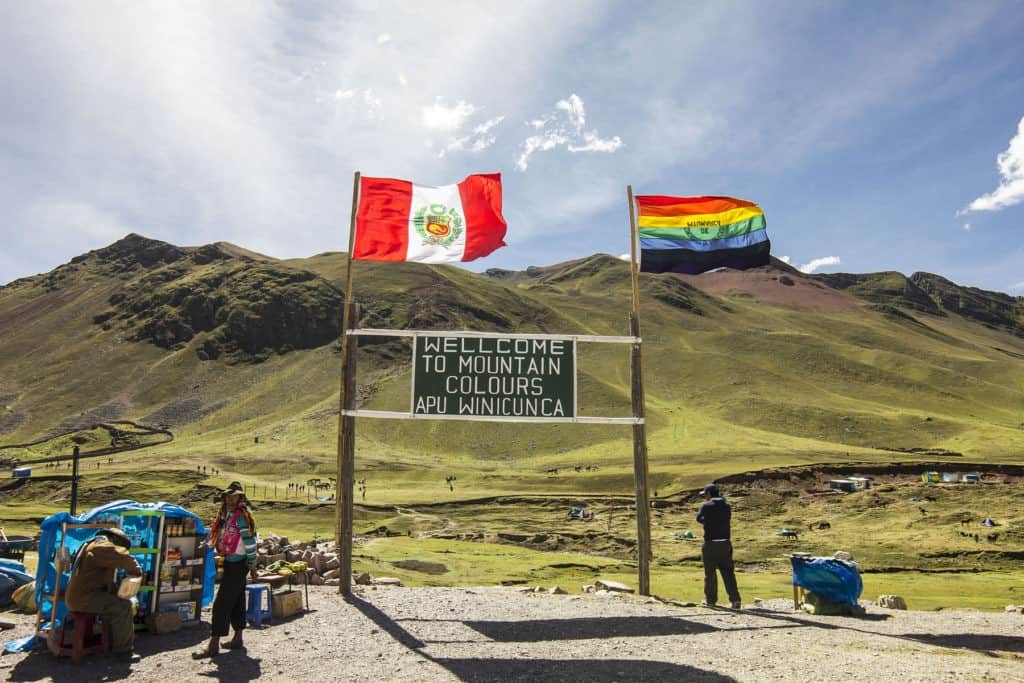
{"left": 405, "top": 183, "right": 468, "bottom": 263}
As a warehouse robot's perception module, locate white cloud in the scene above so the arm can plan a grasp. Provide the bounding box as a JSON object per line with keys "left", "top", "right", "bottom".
{"left": 29, "top": 200, "right": 130, "bottom": 244}
{"left": 798, "top": 256, "right": 841, "bottom": 274}
{"left": 421, "top": 99, "right": 477, "bottom": 132}
{"left": 963, "top": 223, "right": 971, "bottom": 232}
{"left": 363, "top": 89, "right": 382, "bottom": 117}
{"left": 568, "top": 131, "right": 623, "bottom": 153}
{"left": 438, "top": 115, "right": 505, "bottom": 158}
{"left": 516, "top": 132, "right": 570, "bottom": 171}
{"left": 962, "top": 114, "right": 1024, "bottom": 213}
{"left": 334, "top": 89, "right": 355, "bottom": 100}
{"left": 516, "top": 93, "right": 623, "bottom": 171}
{"left": 376, "top": 33, "right": 392, "bottom": 45}
{"left": 473, "top": 117, "right": 504, "bottom": 136}
{"left": 777, "top": 255, "right": 791, "bottom": 264}
{"left": 556, "top": 94, "right": 586, "bottom": 132}
{"left": 618, "top": 253, "right": 631, "bottom": 261}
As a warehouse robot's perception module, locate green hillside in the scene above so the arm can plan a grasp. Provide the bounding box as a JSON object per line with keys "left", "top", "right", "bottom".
{"left": 2, "top": 235, "right": 1024, "bottom": 607}
{"left": 2, "top": 234, "right": 1023, "bottom": 480}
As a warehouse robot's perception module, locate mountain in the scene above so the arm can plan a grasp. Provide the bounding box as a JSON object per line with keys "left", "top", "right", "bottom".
{"left": 1, "top": 235, "right": 1023, "bottom": 493}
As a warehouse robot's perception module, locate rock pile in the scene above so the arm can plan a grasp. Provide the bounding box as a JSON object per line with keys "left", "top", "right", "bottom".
{"left": 256, "top": 534, "right": 405, "bottom": 587}
{"left": 256, "top": 534, "right": 342, "bottom": 586}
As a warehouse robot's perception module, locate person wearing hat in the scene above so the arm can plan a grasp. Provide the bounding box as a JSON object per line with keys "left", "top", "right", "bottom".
{"left": 193, "top": 482, "right": 258, "bottom": 659}
{"left": 65, "top": 527, "right": 143, "bottom": 661}
{"left": 696, "top": 484, "right": 742, "bottom": 609}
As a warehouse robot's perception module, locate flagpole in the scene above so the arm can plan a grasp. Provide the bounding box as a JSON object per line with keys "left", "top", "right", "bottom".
{"left": 626, "top": 184, "right": 652, "bottom": 596}
{"left": 628, "top": 185, "right": 642, "bottom": 318}
{"left": 336, "top": 170, "right": 361, "bottom": 596}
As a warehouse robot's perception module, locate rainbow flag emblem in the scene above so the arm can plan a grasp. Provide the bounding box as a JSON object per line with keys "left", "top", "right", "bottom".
{"left": 635, "top": 195, "right": 770, "bottom": 274}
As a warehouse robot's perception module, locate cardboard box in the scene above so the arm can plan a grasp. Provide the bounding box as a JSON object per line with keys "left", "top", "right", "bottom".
{"left": 176, "top": 601, "right": 196, "bottom": 622}
{"left": 271, "top": 590, "right": 303, "bottom": 618}
{"left": 146, "top": 610, "right": 182, "bottom": 634}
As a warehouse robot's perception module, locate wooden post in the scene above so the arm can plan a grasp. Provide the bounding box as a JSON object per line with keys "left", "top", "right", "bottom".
{"left": 337, "top": 303, "right": 358, "bottom": 596}
{"left": 336, "top": 171, "right": 361, "bottom": 596}
{"left": 626, "top": 184, "right": 652, "bottom": 596}
{"left": 70, "top": 446, "right": 80, "bottom": 515}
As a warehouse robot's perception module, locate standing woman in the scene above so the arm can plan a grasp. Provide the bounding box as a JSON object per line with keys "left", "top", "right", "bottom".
{"left": 194, "top": 481, "right": 258, "bottom": 658}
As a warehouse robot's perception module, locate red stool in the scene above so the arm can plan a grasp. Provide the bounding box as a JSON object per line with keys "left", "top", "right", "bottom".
{"left": 49, "top": 612, "right": 111, "bottom": 664}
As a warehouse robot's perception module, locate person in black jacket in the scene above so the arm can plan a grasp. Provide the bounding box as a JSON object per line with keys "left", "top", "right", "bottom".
{"left": 696, "top": 484, "right": 742, "bottom": 608}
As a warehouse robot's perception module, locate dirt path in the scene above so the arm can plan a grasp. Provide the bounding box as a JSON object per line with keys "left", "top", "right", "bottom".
{"left": 2, "top": 587, "right": 1023, "bottom": 682}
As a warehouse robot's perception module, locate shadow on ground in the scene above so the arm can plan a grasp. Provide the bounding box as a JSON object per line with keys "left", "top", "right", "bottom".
{"left": 902, "top": 633, "right": 1024, "bottom": 654}
{"left": 433, "top": 657, "right": 738, "bottom": 682}
{"left": 348, "top": 595, "right": 741, "bottom": 682}
{"left": 4, "top": 621, "right": 262, "bottom": 683}
{"left": 462, "top": 615, "right": 718, "bottom": 641}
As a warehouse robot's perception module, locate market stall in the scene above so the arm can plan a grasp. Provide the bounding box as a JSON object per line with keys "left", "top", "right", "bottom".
{"left": 4, "top": 500, "right": 214, "bottom": 653}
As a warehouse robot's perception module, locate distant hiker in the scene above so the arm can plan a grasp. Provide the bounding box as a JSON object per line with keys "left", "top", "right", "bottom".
{"left": 194, "top": 481, "right": 258, "bottom": 659}
{"left": 696, "top": 484, "right": 742, "bottom": 609}
{"left": 65, "top": 528, "right": 143, "bottom": 662}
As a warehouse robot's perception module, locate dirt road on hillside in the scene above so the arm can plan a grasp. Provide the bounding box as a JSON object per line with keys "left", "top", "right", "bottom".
{"left": 2, "top": 587, "right": 1022, "bottom": 682}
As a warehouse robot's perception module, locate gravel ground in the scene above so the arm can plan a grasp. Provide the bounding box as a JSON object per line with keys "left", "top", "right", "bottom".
{"left": 2, "top": 586, "right": 1023, "bottom": 682}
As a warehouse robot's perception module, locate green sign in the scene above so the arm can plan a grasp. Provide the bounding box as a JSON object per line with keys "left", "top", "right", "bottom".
{"left": 413, "top": 335, "right": 576, "bottom": 419}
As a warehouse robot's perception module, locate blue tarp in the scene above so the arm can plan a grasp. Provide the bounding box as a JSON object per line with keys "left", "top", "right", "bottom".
{"left": 0, "top": 559, "right": 33, "bottom": 608}
{"left": 4, "top": 500, "right": 214, "bottom": 654}
{"left": 791, "top": 555, "right": 863, "bottom": 607}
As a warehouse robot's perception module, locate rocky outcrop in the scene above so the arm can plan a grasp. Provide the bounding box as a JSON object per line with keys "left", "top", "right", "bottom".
{"left": 98, "top": 260, "right": 344, "bottom": 361}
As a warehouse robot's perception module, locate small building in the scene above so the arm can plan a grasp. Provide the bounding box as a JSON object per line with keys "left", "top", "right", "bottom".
{"left": 921, "top": 471, "right": 940, "bottom": 483}
{"left": 849, "top": 476, "right": 871, "bottom": 490}
{"left": 941, "top": 472, "right": 960, "bottom": 483}
{"left": 830, "top": 479, "right": 857, "bottom": 493}
{"left": 962, "top": 473, "right": 981, "bottom": 484}
{"left": 11, "top": 467, "right": 30, "bottom": 478}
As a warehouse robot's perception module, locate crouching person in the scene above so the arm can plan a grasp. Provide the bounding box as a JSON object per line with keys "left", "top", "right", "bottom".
{"left": 65, "top": 528, "right": 143, "bottom": 662}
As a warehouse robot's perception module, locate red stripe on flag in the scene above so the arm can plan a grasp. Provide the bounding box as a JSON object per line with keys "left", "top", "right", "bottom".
{"left": 458, "top": 173, "right": 507, "bottom": 262}
{"left": 635, "top": 195, "right": 757, "bottom": 213}
{"left": 354, "top": 177, "right": 413, "bottom": 261}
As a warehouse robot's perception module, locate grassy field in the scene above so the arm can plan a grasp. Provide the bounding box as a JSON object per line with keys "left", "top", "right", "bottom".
{"left": 5, "top": 461, "right": 1022, "bottom": 610}
{"left": 2, "top": 238, "right": 1023, "bottom": 611}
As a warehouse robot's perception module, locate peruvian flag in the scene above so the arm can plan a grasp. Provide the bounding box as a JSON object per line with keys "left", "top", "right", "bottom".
{"left": 353, "top": 173, "right": 507, "bottom": 263}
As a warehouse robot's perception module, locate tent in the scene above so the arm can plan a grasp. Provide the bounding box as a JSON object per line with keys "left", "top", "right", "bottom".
{"left": 4, "top": 500, "right": 214, "bottom": 654}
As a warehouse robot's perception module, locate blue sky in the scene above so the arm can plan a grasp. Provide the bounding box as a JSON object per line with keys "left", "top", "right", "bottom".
{"left": 2, "top": 1, "right": 1022, "bottom": 293}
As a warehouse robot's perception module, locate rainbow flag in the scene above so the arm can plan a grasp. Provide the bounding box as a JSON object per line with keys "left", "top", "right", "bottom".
{"left": 635, "top": 195, "right": 770, "bottom": 274}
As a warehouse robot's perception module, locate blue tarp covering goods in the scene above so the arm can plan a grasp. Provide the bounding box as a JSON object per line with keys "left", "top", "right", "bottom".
{"left": 4, "top": 500, "right": 214, "bottom": 654}
{"left": 790, "top": 555, "right": 863, "bottom": 607}
{"left": 0, "top": 559, "right": 33, "bottom": 608}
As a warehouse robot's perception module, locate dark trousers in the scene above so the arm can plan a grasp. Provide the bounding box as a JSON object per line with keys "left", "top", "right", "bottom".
{"left": 702, "top": 541, "right": 741, "bottom": 605}
{"left": 211, "top": 560, "right": 247, "bottom": 637}
{"left": 71, "top": 591, "right": 134, "bottom": 653}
